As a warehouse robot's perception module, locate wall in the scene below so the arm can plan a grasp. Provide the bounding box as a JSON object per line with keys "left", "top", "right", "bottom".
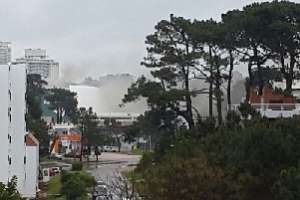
{"left": 9, "top": 64, "right": 27, "bottom": 194}
{"left": 0, "top": 64, "right": 38, "bottom": 198}
{"left": 23, "top": 146, "right": 39, "bottom": 198}
{"left": 0, "top": 65, "right": 9, "bottom": 183}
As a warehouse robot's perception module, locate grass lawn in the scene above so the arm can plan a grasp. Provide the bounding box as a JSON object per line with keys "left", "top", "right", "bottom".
{"left": 47, "top": 175, "right": 65, "bottom": 200}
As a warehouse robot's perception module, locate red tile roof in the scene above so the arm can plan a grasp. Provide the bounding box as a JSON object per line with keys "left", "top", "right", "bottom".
{"left": 26, "top": 133, "right": 39, "bottom": 146}
{"left": 249, "top": 87, "right": 296, "bottom": 104}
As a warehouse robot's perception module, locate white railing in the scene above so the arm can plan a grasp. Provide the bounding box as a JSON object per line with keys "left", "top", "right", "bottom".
{"left": 230, "top": 103, "right": 300, "bottom": 118}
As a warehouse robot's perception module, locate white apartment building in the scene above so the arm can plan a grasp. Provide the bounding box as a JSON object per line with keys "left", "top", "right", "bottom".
{"left": 0, "top": 42, "right": 11, "bottom": 64}
{"left": 0, "top": 63, "right": 39, "bottom": 198}
{"left": 15, "top": 48, "right": 59, "bottom": 86}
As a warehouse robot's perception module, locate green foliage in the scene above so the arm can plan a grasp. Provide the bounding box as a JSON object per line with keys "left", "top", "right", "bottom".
{"left": 26, "top": 74, "right": 47, "bottom": 121}
{"left": 274, "top": 87, "right": 293, "bottom": 97}
{"left": 0, "top": 176, "right": 24, "bottom": 200}
{"left": 196, "top": 117, "right": 216, "bottom": 137}
{"left": 125, "top": 1, "right": 300, "bottom": 200}
{"left": 26, "top": 74, "right": 49, "bottom": 153}
{"left": 273, "top": 167, "right": 300, "bottom": 200}
{"left": 77, "top": 107, "right": 100, "bottom": 147}
{"left": 141, "top": 154, "right": 238, "bottom": 200}
{"left": 134, "top": 118, "right": 300, "bottom": 200}
{"left": 27, "top": 119, "right": 49, "bottom": 152}
{"left": 136, "top": 152, "right": 154, "bottom": 172}
{"left": 61, "top": 171, "right": 94, "bottom": 200}
{"left": 226, "top": 111, "right": 241, "bottom": 129}
{"left": 72, "top": 162, "right": 83, "bottom": 171}
{"left": 45, "top": 88, "right": 78, "bottom": 124}
{"left": 238, "top": 102, "right": 260, "bottom": 119}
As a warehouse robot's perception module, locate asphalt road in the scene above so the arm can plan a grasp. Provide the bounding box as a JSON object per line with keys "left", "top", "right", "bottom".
{"left": 85, "top": 152, "right": 141, "bottom": 183}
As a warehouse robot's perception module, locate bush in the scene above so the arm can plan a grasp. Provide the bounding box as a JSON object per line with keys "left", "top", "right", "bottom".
{"left": 72, "top": 161, "right": 83, "bottom": 171}
{"left": 61, "top": 171, "right": 94, "bottom": 200}
{"left": 273, "top": 167, "right": 300, "bottom": 200}
{"left": 136, "top": 118, "right": 300, "bottom": 200}
{"left": 0, "top": 176, "right": 23, "bottom": 200}
{"left": 136, "top": 152, "right": 154, "bottom": 172}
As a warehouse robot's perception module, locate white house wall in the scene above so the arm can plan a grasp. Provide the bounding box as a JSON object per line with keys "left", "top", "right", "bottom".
{"left": 24, "top": 146, "right": 39, "bottom": 198}
{"left": 10, "top": 64, "right": 27, "bottom": 194}
{"left": 0, "top": 65, "right": 9, "bottom": 183}
{"left": 0, "top": 64, "right": 37, "bottom": 198}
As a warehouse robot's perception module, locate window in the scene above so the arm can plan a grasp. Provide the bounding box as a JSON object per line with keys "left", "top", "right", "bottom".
{"left": 8, "top": 90, "right": 11, "bottom": 101}
{"left": 8, "top": 156, "right": 11, "bottom": 165}
{"left": 24, "top": 156, "right": 26, "bottom": 164}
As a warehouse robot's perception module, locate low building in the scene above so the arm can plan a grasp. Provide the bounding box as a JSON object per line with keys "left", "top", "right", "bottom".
{"left": 232, "top": 86, "right": 300, "bottom": 118}
{"left": 49, "top": 124, "right": 81, "bottom": 157}
{"left": 24, "top": 133, "right": 39, "bottom": 199}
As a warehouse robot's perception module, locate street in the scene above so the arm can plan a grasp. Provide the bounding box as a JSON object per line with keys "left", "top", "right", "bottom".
{"left": 85, "top": 152, "right": 141, "bottom": 184}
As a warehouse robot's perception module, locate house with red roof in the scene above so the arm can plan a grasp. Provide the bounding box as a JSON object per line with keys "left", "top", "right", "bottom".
{"left": 248, "top": 86, "right": 300, "bottom": 118}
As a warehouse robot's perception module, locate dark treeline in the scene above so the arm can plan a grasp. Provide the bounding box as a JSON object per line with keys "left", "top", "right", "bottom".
{"left": 122, "top": 1, "right": 300, "bottom": 200}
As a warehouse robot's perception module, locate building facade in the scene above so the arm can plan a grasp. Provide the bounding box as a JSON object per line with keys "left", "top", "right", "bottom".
{"left": 24, "top": 133, "right": 39, "bottom": 199}
{"left": 0, "top": 63, "right": 38, "bottom": 198}
{"left": 15, "top": 48, "right": 59, "bottom": 86}
{"left": 0, "top": 42, "right": 11, "bottom": 64}
{"left": 231, "top": 86, "right": 300, "bottom": 118}
{"left": 49, "top": 124, "right": 81, "bottom": 158}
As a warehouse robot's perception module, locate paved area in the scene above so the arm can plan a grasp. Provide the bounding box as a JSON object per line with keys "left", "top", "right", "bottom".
{"left": 85, "top": 152, "right": 141, "bottom": 183}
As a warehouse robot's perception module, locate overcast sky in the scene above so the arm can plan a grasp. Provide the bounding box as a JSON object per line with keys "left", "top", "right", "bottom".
{"left": 0, "top": 0, "right": 278, "bottom": 80}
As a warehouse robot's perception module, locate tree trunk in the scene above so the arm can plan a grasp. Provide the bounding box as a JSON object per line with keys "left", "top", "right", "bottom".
{"left": 215, "top": 65, "right": 223, "bottom": 125}
{"left": 257, "top": 61, "right": 264, "bottom": 96}
{"left": 56, "top": 108, "right": 59, "bottom": 124}
{"left": 248, "top": 59, "right": 253, "bottom": 87}
{"left": 184, "top": 71, "right": 194, "bottom": 129}
{"left": 254, "top": 47, "right": 264, "bottom": 95}
{"left": 208, "top": 46, "right": 213, "bottom": 118}
{"left": 227, "top": 50, "right": 234, "bottom": 110}
{"left": 286, "top": 54, "right": 296, "bottom": 94}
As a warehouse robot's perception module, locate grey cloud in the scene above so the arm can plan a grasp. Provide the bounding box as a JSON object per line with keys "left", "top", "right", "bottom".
{"left": 0, "top": 0, "right": 268, "bottom": 79}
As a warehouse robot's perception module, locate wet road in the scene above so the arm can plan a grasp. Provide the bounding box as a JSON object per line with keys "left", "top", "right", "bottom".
{"left": 85, "top": 152, "right": 141, "bottom": 183}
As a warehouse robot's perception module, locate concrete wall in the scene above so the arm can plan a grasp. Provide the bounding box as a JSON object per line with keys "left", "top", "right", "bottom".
{"left": 0, "top": 64, "right": 38, "bottom": 198}
{"left": 0, "top": 65, "right": 9, "bottom": 183}
{"left": 24, "top": 146, "right": 39, "bottom": 198}
{"left": 10, "top": 64, "right": 27, "bottom": 194}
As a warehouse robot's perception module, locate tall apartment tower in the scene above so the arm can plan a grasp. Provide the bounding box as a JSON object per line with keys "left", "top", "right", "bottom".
{"left": 0, "top": 63, "right": 39, "bottom": 198}
{"left": 15, "top": 48, "right": 59, "bottom": 86}
{"left": 0, "top": 42, "right": 11, "bottom": 64}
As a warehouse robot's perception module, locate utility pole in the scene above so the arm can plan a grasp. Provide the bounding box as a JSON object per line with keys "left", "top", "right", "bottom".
{"left": 80, "top": 124, "right": 84, "bottom": 162}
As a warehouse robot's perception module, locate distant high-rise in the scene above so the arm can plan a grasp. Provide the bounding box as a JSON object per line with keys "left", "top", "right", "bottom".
{"left": 0, "top": 42, "right": 11, "bottom": 64}
{"left": 15, "top": 48, "right": 59, "bottom": 86}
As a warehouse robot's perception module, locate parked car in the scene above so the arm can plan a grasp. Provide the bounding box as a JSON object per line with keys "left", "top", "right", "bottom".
{"left": 93, "top": 180, "right": 112, "bottom": 200}
{"left": 103, "top": 145, "right": 118, "bottom": 152}
{"left": 50, "top": 167, "right": 61, "bottom": 176}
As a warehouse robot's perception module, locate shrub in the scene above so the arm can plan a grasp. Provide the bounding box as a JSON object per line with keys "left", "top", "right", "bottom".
{"left": 72, "top": 161, "right": 83, "bottom": 171}
{"left": 60, "top": 171, "right": 94, "bottom": 200}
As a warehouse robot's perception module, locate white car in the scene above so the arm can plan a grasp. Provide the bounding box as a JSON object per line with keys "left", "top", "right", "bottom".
{"left": 103, "top": 145, "right": 118, "bottom": 152}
